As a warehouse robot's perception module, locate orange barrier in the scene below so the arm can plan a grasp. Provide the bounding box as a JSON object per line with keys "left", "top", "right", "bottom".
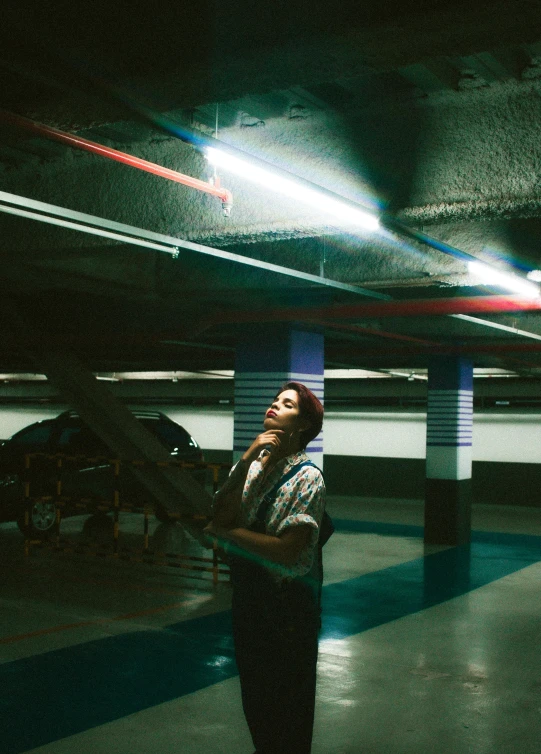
{"left": 22, "top": 453, "right": 231, "bottom": 584}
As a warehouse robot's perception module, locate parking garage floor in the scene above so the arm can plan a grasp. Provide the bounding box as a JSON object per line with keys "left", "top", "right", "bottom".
{"left": 1, "top": 497, "right": 541, "bottom": 754}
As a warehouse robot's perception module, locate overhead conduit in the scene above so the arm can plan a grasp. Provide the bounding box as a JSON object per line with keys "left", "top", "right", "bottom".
{"left": 211, "top": 294, "right": 541, "bottom": 325}
{"left": 3, "top": 109, "right": 541, "bottom": 350}
{"left": 0, "top": 109, "right": 233, "bottom": 215}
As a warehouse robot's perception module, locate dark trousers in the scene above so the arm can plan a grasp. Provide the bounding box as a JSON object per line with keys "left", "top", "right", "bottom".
{"left": 231, "top": 560, "right": 320, "bottom": 754}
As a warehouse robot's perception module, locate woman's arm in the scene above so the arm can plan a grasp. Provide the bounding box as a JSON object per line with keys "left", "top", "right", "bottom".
{"left": 209, "top": 524, "right": 312, "bottom": 567}
{"left": 211, "top": 459, "right": 250, "bottom": 528}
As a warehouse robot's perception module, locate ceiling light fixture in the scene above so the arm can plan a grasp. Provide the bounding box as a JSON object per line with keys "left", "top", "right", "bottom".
{"left": 205, "top": 147, "right": 380, "bottom": 232}
{"left": 468, "top": 261, "right": 541, "bottom": 299}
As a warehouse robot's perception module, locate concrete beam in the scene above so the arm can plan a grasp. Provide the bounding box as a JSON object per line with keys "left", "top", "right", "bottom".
{"left": 3, "top": 1, "right": 541, "bottom": 128}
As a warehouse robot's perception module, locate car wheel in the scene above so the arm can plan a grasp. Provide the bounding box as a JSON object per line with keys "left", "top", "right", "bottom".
{"left": 17, "top": 500, "right": 58, "bottom": 538}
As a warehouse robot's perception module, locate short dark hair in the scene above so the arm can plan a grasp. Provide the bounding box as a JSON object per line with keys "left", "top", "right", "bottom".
{"left": 277, "top": 381, "right": 324, "bottom": 449}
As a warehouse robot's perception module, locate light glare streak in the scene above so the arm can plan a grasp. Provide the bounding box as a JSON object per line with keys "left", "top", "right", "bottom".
{"left": 452, "top": 314, "right": 541, "bottom": 342}
{"left": 468, "top": 261, "right": 540, "bottom": 299}
{"left": 205, "top": 147, "right": 380, "bottom": 232}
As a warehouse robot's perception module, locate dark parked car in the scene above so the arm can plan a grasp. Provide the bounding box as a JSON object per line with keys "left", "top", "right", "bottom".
{"left": 0, "top": 410, "right": 205, "bottom": 537}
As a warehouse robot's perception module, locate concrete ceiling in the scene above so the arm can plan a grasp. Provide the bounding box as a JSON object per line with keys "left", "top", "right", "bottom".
{"left": 2, "top": 1, "right": 541, "bottom": 378}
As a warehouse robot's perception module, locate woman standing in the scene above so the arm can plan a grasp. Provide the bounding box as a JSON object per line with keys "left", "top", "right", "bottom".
{"left": 206, "top": 381, "right": 325, "bottom": 754}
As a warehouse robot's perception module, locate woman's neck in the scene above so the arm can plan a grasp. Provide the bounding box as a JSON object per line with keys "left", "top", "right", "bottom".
{"left": 270, "top": 443, "right": 302, "bottom": 464}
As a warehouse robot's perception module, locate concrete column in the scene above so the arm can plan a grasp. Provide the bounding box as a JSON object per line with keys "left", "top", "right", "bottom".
{"left": 234, "top": 326, "right": 324, "bottom": 467}
{"left": 425, "top": 356, "right": 473, "bottom": 545}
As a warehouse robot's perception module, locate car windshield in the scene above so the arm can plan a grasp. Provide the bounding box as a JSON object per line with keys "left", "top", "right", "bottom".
{"left": 9, "top": 423, "right": 54, "bottom": 446}
{"left": 57, "top": 425, "right": 109, "bottom": 455}
{"left": 142, "top": 419, "right": 198, "bottom": 452}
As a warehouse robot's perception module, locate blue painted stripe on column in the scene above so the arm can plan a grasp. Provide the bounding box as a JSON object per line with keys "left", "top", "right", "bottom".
{"left": 427, "top": 391, "right": 473, "bottom": 400}
{"left": 428, "top": 404, "right": 472, "bottom": 408}
{"left": 235, "top": 378, "right": 324, "bottom": 382}
{"left": 428, "top": 389, "right": 473, "bottom": 395}
{"left": 428, "top": 392, "right": 473, "bottom": 396}
{"left": 429, "top": 388, "right": 473, "bottom": 401}
{"left": 236, "top": 372, "right": 324, "bottom": 380}
{"left": 427, "top": 383, "right": 472, "bottom": 449}
{"left": 428, "top": 407, "right": 472, "bottom": 414}
{"left": 235, "top": 372, "right": 292, "bottom": 379}
{"left": 234, "top": 332, "right": 324, "bottom": 460}
{"left": 427, "top": 434, "right": 472, "bottom": 441}
{"left": 427, "top": 439, "right": 473, "bottom": 444}
{"left": 428, "top": 405, "right": 472, "bottom": 413}
{"left": 428, "top": 407, "right": 472, "bottom": 413}
{"left": 427, "top": 428, "right": 472, "bottom": 434}
{"left": 235, "top": 380, "right": 324, "bottom": 390}
{"left": 428, "top": 394, "right": 472, "bottom": 399}
{"left": 428, "top": 401, "right": 472, "bottom": 409}
{"left": 427, "top": 442, "right": 473, "bottom": 447}
{"left": 427, "top": 421, "right": 472, "bottom": 428}
{"left": 427, "top": 419, "right": 472, "bottom": 426}
{"left": 427, "top": 426, "right": 472, "bottom": 434}
{"left": 427, "top": 439, "right": 472, "bottom": 445}
{"left": 427, "top": 428, "right": 473, "bottom": 435}
{"left": 427, "top": 417, "right": 472, "bottom": 424}
{"left": 235, "top": 392, "right": 324, "bottom": 402}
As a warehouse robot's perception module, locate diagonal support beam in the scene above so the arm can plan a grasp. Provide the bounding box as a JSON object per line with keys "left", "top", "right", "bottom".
{"left": 1, "top": 303, "right": 213, "bottom": 520}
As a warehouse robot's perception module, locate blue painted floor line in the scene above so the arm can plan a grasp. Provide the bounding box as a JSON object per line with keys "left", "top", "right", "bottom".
{"left": 332, "top": 517, "right": 541, "bottom": 548}
{"left": 332, "top": 518, "right": 424, "bottom": 538}
{"left": 322, "top": 540, "right": 541, "bottom": 641}
{"left": 1, "top": 528, "right": 541, "bottom": 753}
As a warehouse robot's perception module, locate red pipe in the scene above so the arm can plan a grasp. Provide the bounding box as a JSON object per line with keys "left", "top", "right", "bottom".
{"left": 326, "top": 342, "right": 541, "bottom": 363}
{"left": 0, "top": 109, "right": 233, "bottom": 214}
{"left": 213, "top": 295, "right": 541, "bottom": 325}
{"left": 308, "top": 320, "right": 441, "bottom": 347}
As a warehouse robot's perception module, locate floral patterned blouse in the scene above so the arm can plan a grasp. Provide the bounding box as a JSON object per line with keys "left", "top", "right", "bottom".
{"left": 239, "top": 449, "right": 326, "bottom": 578}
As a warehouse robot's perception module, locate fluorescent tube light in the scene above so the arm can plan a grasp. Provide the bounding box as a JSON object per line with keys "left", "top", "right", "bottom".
{"left": 468, "top": 261, "right": 541, "bottom": 299}
{"left": 205, "top": 147, "right": 379, "bottom": 232}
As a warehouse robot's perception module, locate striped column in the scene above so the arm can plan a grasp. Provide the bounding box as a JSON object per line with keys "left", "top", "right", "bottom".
{"left": 234, "top": 328, "right": 324, "bottom": 468}
{"left": 425, "top": 357, "right": 473, "bottom": 545}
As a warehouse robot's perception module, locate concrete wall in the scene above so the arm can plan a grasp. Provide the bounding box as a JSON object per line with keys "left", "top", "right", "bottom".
{"left": 1, "top": 404, "right": 539, "bottom": 505}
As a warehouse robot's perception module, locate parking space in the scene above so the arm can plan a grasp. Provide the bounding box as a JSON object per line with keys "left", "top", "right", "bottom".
{"left": 2, "top": 498, "right": 541, "bottom": 753}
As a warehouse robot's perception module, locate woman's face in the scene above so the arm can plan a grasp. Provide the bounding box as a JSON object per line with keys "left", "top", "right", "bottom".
{"left": 263, "top": 389, "right": 308, "bottom": 434}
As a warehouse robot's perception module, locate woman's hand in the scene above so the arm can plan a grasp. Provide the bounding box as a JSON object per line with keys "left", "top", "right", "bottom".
{"left": 203, "top": 521, "right": 234, "bottom": 556}
{"left": 242, "top": 429, "right": 285, "bottom": 464}
{"left": 204, "top": 521, "right": 232, "bottom": 538}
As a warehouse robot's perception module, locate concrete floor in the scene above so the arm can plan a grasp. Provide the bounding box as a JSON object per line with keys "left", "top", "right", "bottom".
{"left": 1, "top": 497, "right": 540, "bottom": 753}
